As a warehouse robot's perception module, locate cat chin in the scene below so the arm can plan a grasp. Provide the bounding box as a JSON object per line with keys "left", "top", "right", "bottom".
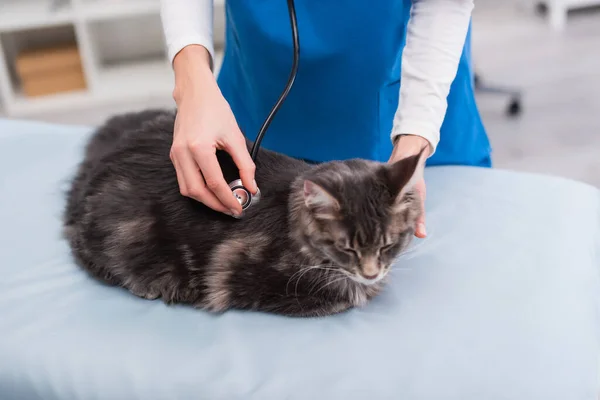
{"left": 345, "top": 271, "right": 387, "bottom": 286}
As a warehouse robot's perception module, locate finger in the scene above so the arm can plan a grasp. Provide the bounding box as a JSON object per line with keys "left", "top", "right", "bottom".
{"left": 415, "top": 213, "right": 427, "bottom": 239}
{"left": 178, "top": 150, "right": 232, "bottom": 214}
{"left": 414, "top": 180, "right": 427, "bottom": 238}
{"left": 191, "top": 145, "right": 243, "bottom": 215}
{"left": 171, "top": 153, "right": 188, "bottom": 195}
{"left": 225, "top": 135, "right": 257, "bottom": 193}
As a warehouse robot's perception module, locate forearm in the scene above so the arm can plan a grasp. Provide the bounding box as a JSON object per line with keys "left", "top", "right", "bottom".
{"left": 392, "top": 0, "right": 474, "bottom": 155}
{"left": 160, "top": 0, "right": 218, "bottom": 103}
{"left": 172, "top": 46, "right": 218, "bottom": 106}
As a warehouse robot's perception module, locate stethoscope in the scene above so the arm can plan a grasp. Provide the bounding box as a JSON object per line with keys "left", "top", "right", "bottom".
{"left": 227, "top": 0, "right": 300, "bottom": 218}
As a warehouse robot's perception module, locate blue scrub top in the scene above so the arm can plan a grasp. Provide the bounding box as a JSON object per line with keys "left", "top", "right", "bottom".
{"left": 217, "top": 0, "right": 491, "bottom": 167}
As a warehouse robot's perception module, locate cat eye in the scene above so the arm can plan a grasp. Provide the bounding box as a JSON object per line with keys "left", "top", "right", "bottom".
{"left": 380, "top": 243, "right": 394, "bottom": 253}
{"left": 336, "top": 243, "right": 358, "bottom": 257}
{"left": 341, "top": 248, "right": 359, "bottom": 258}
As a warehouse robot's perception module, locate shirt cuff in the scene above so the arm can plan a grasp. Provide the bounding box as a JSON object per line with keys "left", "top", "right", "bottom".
{"left": 391, "top": 121, "right": 439, "bottom": 156}
{"left": 166, "top": 35, "right": 215, "bottom": 71}
{"left": 160, "top": 0, "right": 214, "bottom": 69}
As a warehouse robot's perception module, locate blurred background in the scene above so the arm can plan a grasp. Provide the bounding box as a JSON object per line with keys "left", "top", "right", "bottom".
{"left": 0, "top": 0, "right": 599, "bottom": 187}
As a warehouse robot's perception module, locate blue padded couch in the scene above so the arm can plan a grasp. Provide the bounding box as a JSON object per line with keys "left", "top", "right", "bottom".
{"left": 0, "top": 118, "right": 599, "bottom": 400}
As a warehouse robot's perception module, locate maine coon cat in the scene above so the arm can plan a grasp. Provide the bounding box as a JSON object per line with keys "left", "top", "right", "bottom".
{"left": 63, "top": 109, "right": 425, "bottom": 317}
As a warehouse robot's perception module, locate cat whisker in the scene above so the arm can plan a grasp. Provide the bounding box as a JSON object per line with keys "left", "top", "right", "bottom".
{"left": 386, "top": 267, "right": 413, "bottom": 275}
{"left": 293, "top": 266, "right": 318, "bottom": 298}
{"left": 399, "top": 236, "right": 430, "bottom": 256}
{"left": 312, "top": 275, "right": 349, "bottom": 296}
{"left": 294, "top": 265, "right": 339, "bottom": 298}
{"left": 306, "top": 266, "right": 341, "bottom": 294}
{"left": 285, "top": 263, "right": 312, "bottom": 282}
{"left": 285, "top": 262, "right": 330, "bottom": 278}
{"left": 392, "top": 265, "right": 414, "bottom": 270}
{"left": 397, "top": 252, "right": 421, "bottom": 262}
{"left": 285, "top": 264, "right": 318, "bottom": 296}
{"left": 395, "top": 245, "right": 424, "bottom": 262}
{"left": 398, "top": 247, "right": 419, "bottom": 257}
{"left": 285, "top": 264, "right": 339, "bottom": 297}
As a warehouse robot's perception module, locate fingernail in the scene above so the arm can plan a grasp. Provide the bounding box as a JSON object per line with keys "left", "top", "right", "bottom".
{"left": 253, "top": 179, "right": 258, "bottom": 192}
{"left": 418, "top": 223, "right": 427, "bottom": 236}
{"left": 230, "top": 208, "right": 240, "bottom": 216}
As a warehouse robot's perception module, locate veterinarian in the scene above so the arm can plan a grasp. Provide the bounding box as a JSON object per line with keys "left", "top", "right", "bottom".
{"left": 159, "top": 0, "right": 490, "bottom": 238}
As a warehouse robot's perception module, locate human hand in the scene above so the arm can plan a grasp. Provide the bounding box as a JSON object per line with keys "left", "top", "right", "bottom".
{"left": 171, "top": 46, "right": 257, "bottom": 216}
{"left": 388, "top": 134, "right": 431, "bottom": 238}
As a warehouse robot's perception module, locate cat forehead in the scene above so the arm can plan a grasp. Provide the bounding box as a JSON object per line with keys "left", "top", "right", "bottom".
{"left": 308, "top": 160, "right": 384, "bottom": 191}
{"left": 332, "top": 207, "right": 402, "bottom": 239}
{"left": 322, "top": 159, "right": 380, "bottom": 177}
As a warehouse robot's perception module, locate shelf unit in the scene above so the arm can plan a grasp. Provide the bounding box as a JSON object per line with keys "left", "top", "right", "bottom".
{"left": 543, "top": 0, "right": 600, "bottom": 30}
{"left": 0, "top": 0, "right": 225, "bottom": 117}
{"left": 523, "top": 0, "right": 600, "bottom": 30}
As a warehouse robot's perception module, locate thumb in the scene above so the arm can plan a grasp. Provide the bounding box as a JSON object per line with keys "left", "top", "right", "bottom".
{"left": 414, "top": 179, "right": 427, "bottom": 238}
{"left": 415, "top": 213, "right": 426, "bottom": 239}
{"left": 226, "top": 135, "right": 258, "bottom": 194}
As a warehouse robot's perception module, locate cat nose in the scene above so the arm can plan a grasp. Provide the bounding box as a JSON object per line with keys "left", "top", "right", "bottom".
{"left": 361, "top": 257, "right": 380, "bottom": 280}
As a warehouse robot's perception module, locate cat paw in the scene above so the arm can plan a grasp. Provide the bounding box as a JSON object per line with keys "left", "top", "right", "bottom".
{"left": 129, "top": 287, "right": 160, "bottom": 300}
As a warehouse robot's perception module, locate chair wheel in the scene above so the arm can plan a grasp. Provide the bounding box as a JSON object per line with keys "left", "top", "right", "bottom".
{"left": 507, "top": 98, "right": 522, "bottom": 116}
{"left": 535, "top": 2, "right": 548, "bottom": 15}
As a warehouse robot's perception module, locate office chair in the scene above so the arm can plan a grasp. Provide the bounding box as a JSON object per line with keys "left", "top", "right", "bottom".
{"left": 474, "top": 72, "right": 523, "bottom": 117}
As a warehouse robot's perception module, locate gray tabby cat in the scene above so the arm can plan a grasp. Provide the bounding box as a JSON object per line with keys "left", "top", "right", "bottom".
{"left": 63, "top": 109, "right": 425, "bottom": 317}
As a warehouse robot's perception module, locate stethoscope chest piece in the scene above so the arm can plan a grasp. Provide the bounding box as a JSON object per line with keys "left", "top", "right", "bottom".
{"left": 228, "top": 179, "right": 261, "bottom": 218}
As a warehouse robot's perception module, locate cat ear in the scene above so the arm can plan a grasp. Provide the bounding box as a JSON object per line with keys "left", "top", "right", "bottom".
{"left": 303, "top": 180, "right": 340, "bottom": 220}
{"left": 385, "top": 147, "right": 427, "bottom": 199}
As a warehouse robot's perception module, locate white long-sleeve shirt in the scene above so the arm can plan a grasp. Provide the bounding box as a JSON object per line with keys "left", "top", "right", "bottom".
{"left": 160, "top": 0, "right": 474, "bottom": 155}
